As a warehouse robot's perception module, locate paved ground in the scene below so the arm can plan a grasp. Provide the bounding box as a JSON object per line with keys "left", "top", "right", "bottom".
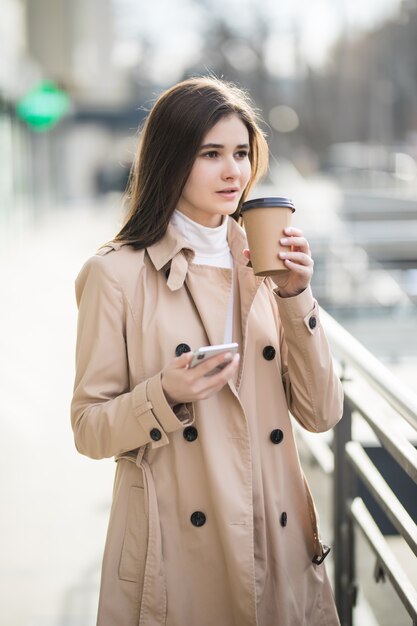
{"left": 0, "top": 199, "right": 121, "bottom": 626}
{"left": 0, "top": 196, "right": 415, "bottom": 625}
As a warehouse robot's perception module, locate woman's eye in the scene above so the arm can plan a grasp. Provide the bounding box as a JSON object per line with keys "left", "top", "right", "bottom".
{"left": 236, "top": 150, "right": 249, "bottom": 159}
{"left": 203, "top": 151, "right": 218, "bottom": 158}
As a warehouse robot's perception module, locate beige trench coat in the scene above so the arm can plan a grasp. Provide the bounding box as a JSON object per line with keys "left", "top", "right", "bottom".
{"left": 71, "top": 217, "right": 343, "bottom": 626}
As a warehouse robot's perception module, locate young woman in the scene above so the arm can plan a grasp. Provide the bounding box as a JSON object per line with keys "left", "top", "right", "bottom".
{"left": 71, "top": 77, "right": 343, "bottom": 626}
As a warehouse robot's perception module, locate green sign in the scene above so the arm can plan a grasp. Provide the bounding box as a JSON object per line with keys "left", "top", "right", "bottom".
{"left": 16, "top": 80, "right": 70, "bottom": 131}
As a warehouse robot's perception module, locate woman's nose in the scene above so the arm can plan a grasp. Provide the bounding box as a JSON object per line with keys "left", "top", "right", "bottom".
{"left": 222, "top": 158, "right": 240, "bottom": 179}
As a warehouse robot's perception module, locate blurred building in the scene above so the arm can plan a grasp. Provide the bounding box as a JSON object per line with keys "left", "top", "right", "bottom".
{"left": 0, "top": 0, "right": 144, "bottom": 221}
{"left": 2, "top": 0, "right": 417, "bottom": 219}
{"left": 27, "top": 0, "right": 121, "bottom": 106}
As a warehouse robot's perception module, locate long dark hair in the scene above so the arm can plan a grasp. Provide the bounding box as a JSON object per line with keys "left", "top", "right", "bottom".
{"left": 115, "top": 76, "right": 269, "bottom": 249}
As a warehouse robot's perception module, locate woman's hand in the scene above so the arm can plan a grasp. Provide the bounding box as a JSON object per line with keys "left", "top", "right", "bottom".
{"left": 243, "top": 226, "right": 314, "bottom": 298}
{"left": 161, "top": 350, "right": 240, "bottom": 406}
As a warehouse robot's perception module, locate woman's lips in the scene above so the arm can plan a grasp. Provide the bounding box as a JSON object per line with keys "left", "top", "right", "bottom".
{"left": 216, "top": 190, "right": 239, "bottom": 199}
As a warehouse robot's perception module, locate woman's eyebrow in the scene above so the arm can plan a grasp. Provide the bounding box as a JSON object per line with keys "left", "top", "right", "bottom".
{"left": 200, "top": 142, "right": 250, "bottom": 149}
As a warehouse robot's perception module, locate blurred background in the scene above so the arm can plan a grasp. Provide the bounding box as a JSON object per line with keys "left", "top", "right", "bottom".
{"left": 1, "top": 0, "right": 416, "bottom": 624}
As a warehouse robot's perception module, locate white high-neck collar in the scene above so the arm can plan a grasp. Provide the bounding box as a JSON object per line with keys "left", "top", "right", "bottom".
{"left": 171, "top": 210, "right": 230, "bottom": 261}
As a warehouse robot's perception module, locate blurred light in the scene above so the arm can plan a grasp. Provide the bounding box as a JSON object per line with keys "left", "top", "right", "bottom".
{"left": 15, "top": 80, "right": 70, "bottom": 132}
{"left": 112, "top": 39, "right": 143, "bottom": 69}
{"left": 372, "top": 271, "right": 405, "bottom": 306}
{"left": 221, "top": 39, "right": 257, "bottom": 72}
{"left": 394, "top": 152, "right": 417, "bottom": 181}
{"left": 263, "top": 34, "right": 297, "bottom": 78}
{"left": 298, "top": 0, "right": 341, "bottom": 69}
{"left": 269, "top": 105, "right": 299, "bottom": 133}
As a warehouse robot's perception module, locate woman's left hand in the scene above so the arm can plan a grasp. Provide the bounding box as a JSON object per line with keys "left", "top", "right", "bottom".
{"left": 243, "top": 226, "right": 314, "bottom": 298}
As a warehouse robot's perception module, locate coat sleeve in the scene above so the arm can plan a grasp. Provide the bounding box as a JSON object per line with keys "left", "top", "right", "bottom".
{"left": 272, "top": 285, "right": 343, "bottom": 433}
{"left": 71, "top": 254, "right": 193, "bottom": 460}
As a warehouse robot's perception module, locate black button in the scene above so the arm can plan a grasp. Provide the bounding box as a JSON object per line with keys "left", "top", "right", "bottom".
{"left": 309, "top": 316, "right": 317, "bottom": 330}
{"left": 280, "top": 512, "right": 288, "bottom": 527}
{"left": 191, "top": 511, "right": 206, "bottom": 527}
{"left": 150, "top": 428, "right": 162, "bottom": 441}
{"left": 270, "top": 429, "right": 284, "bottom": 444}
{"left": 183, "top": 426, "right": 198, "bottom": 442}
{"left": 263, "top": 345, "right": 276, "bottom": 361}
{"left": 175, "top": 343, "right": 191, "bottom": 357}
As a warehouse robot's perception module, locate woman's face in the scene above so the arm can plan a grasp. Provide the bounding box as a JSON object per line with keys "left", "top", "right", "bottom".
{"left": 177, "top": 114, "right": 252, "bottom": 227}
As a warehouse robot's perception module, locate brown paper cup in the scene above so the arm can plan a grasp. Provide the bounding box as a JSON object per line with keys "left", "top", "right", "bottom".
{"left": 241, "top": 197, "right": 295, "bottom": 276}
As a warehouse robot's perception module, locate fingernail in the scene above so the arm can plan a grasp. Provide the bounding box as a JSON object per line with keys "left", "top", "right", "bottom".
{"left": 224, "top": 352, "right": 232, "bottom": 360}
{"left": 279, "top": 252, "right": 287, "bottom": 258}
{"left": 280, "top": 238, "right": 288, "bottom": 244}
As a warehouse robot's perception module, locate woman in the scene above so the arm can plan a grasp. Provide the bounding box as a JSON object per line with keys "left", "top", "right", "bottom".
{"left": 71, "top": 76, "right": 343, "bottom": 626}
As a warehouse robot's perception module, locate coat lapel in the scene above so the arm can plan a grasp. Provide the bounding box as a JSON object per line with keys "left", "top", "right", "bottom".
{"left": 234, "top": 263, "right": 265, "bottom": 383}
{"left": 185, "top": 265, "right": 233, "bottom": 347}
{"left": 227, "top": 218, "right": 266, "bottom": 358}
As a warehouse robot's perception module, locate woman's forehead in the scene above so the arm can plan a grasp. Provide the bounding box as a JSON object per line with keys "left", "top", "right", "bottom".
{"left": 202, "top": 114, "right": 249, "bottom": 145}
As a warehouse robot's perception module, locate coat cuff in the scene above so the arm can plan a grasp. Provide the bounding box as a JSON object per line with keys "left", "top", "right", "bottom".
{"left": 132, "top": 372, "right": 194, "bottom": 449}
{"left": 273, "top": 285, "right": 320, "bottom": 335}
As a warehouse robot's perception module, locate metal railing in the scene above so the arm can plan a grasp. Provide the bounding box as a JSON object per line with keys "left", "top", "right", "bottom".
{"left": 302, "top": 309, "right": 417, "bottom": 626}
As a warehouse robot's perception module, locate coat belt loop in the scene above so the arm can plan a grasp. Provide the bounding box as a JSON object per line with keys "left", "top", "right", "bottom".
{"left": 135, "top": 447, "right": 145, "bottom": 467}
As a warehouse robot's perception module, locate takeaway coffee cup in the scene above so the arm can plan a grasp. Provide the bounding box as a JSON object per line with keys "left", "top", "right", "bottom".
{"left": 240, "top": 197, "right": 295, "bottom": 276}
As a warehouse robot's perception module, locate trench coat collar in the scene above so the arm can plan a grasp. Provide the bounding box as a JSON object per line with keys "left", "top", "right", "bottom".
{"left": 146, "top": 223, "right": 195, "bottom": 272}
{"left": 145, "top": 223, "right": 192, "bottom": 291}
{"left": 146, "top": 218, "right": 256, "bottom": 291}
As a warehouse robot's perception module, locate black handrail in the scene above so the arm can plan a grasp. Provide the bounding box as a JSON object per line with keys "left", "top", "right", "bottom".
{"left": 314, "top": 310, "right": 417, "bottom": 625}
{"left": 321, "top": 308, "right": 417, "bottom": 432}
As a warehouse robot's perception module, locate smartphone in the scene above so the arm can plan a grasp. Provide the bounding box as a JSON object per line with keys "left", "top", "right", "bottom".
{"left": 189, "top": 342, "right": 239, "bottom": 375}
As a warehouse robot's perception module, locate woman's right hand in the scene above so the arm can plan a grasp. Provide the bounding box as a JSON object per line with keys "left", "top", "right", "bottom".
{"left": 161, "top": 351, "right": 240, "bottom": 406}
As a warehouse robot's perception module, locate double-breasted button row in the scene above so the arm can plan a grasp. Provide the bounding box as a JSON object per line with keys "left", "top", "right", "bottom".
{"left": 183, "top": 426, "right": 198, "bottom": 442}
{"left": 183, "top": 424, "right": 202, "bottom": 528}
{"left": 175, "top": 343, "right": 191, "bottom": 357}
{"left": 177, "top": 342, "right": 280, "bottom": 360}
{"left": 191, "top": 511, "right": 206, "bottom": 527}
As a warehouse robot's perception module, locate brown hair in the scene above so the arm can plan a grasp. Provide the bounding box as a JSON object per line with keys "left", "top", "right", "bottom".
{"left": 115, "top": 76, "right": 269, "bottom": 249}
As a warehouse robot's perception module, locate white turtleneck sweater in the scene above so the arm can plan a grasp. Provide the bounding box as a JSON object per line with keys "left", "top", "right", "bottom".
{"left": 170, "top": 209, "right": 234, "bottom": 343}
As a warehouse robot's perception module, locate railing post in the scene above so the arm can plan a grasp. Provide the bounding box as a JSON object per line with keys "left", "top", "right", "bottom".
{"left": 333, "top": 393, "right": 356, "bottom": 625}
